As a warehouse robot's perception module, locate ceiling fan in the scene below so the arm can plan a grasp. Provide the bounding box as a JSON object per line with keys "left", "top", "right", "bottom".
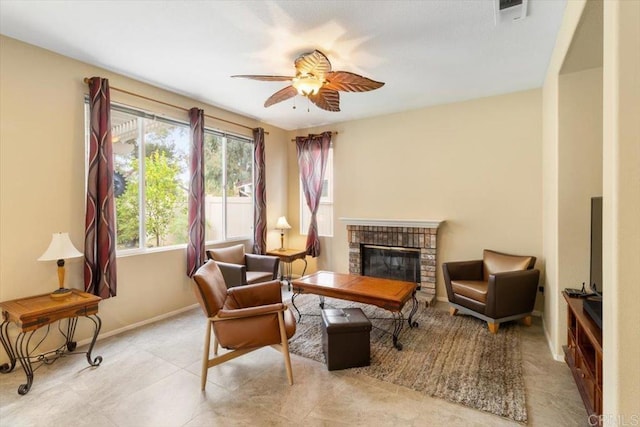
{"left": 232, "top": 50, "right": 384, "bottom": 112}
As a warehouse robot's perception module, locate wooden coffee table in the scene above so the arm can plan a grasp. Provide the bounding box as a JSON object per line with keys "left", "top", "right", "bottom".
{"left": 291, "top": 271, "right": 418, "bottom": 350}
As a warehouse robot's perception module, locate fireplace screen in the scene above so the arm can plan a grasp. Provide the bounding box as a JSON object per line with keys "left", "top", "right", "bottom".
{"left": 361, "top": 244, "right": 420, "bottom": 283}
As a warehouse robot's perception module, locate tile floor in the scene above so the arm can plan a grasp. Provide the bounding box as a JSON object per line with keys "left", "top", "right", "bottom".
{"left": 0, "top": 295, "right": 588, "bottom": 426}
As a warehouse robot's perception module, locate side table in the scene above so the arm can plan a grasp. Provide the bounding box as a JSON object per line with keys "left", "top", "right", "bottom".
{"left": 0, "top": 289, "right": 103, "bottom": 395}
{"left": 266, "top": 248, "right": 308, "bottom": 290}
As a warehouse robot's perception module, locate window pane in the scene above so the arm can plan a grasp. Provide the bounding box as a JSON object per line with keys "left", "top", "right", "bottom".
{"left": 226, "top": 136, "right": 253, "bottom": 239}
{"left": 110, "top": 109, "right": 190, "bottom": 250}
{"left": 300, "top": 202, "right": 333, "bottom": 237}
{"left": 112, "top": 110, "right": 141, "bottom": 250}
{"left": 321, "top": 179, "right": 329, "bottom": 198}
{"left": 322, "top": 148, "right": 333, "bottom": 200}
{"left": 142, "top": 119, "right": 189, "bottom": 248}
{"left": 204, "top": 133, "right": 224, "bottom": 241}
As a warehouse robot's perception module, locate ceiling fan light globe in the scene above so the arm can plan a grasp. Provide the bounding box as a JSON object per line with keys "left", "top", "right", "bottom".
{"left": 292, "top": 75, "right": 324, "bottom": 96}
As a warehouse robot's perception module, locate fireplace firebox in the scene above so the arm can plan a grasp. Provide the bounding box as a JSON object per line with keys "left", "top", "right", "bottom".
{"left": 362, "top": 245, "right": 421, "bottom": 286}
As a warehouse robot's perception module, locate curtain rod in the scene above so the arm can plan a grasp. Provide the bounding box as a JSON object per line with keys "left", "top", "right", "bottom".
{"left": 84, "top": 77, "right": 268, "bottom": 134}
{"left": 291, "top": 131, "right": 338, "bottom": 141}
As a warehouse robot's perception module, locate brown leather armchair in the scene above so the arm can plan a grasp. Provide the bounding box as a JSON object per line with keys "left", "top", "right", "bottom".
{"left": 206, "top": 244, "right": 279, "bottom": 288}
{"left": 192, "top": 260, "right": 296, "bottom": 389}
{"left": 442, "top": 249, "right": 540, "bottom": 333}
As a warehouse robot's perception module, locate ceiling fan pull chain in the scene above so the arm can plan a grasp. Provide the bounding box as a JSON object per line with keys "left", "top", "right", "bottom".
{"left": 307, "top": 97, "right": 310, "bottom": 113}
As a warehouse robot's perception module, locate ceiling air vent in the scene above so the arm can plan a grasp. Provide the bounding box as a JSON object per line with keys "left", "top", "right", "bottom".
{"left": 494, "top": 0, "right": 528, "bottom": 24}
{"left": 500, "top": 0, "right": 523, "bottom": 10}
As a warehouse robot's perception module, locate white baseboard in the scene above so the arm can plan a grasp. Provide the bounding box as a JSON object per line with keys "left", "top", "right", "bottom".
{"left": 542, "top": 317, "right": 565, "bottom": 362}
{"left": 75, "top": 303, "right": 199, "bottom": 348}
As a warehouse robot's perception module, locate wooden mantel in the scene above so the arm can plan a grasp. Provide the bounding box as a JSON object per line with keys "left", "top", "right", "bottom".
{"left": 339, "top": 218, "right": 444, "bottom": 229}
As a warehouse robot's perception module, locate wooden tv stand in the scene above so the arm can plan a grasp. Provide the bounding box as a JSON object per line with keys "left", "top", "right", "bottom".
{"left": 563, "top": 292, "right": 602, "bottom": 422}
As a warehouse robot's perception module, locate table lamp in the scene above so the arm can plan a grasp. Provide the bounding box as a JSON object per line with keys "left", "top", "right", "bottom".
{"left": 276, "top": 216, "right": 291, "bottom": 251}
{"left": 38, "top": 232, "right": 84, "bottom": 299}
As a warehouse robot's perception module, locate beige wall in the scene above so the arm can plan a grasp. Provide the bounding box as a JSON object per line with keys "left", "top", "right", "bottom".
{"left": 602, "top": 0, "right": 640, "bottom": 420}
{"left": 288, "top": 90, "right": 544, "bottom": 307}
{"left": 556, "top": 66, "right": 603, "bottom": 350}
{"left": 558, "top": 67, "right": 603, "bottom": 288}
{"left": 0, "top": 36, "right": 289, "bottom": 361}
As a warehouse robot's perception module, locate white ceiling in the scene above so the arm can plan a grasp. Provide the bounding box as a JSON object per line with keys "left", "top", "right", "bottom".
{"left": 0, "top": 0, "right": 566, "bottom": 131}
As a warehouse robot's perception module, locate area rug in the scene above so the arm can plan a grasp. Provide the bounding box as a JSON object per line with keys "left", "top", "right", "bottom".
{"left": 287, "top": 294, "right": 528, "bottom": 423}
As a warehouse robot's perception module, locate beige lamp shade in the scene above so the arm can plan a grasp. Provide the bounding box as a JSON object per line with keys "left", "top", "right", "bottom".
{"left": 276, "top": 216, "right": 291, "bottom": 230}
{"left": 38, "top": 232, "right": 83, "bottom": 298}
{"left": 38, "top": 232, "right": 83, "bottom": 261}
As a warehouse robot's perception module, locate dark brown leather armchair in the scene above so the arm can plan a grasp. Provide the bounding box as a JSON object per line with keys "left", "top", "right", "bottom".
{"left": 442, "top": 249, "right": 540, "bottom": 333}
{"left": 192, "top": 260, "right": 296, "bottom": 389}
{"left": 206, "top": 244, "right": 279, "bottom": 288}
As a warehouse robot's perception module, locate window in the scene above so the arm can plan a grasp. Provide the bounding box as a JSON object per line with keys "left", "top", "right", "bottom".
{"left": 300, "top": 146, "right": 333, "bottom": 237}
{"left": 86, "top": 102, "right": 254, "bottom": 253}
{"left": 107, "top": 106, "right": 190, "bottom": 251}
{"left": 203, "top": 131, "right": 254, "bottom": 242}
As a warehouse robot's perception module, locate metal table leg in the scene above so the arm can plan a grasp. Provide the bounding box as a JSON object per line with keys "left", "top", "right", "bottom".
{"left": 15, "top": 330, "right": 36, "bottom": 395}
{"left": 285, "top": 257, "right": 308, "bottom": 291}
{"left": 285, "top": 261, "right": 292, "bottom": 291}
{"left": 84, "top": 314, "right": 103, "bottom": 366}
{"left": 291, "top": 291, "right": 302, "bottom": 322}
{"left": 2, "top": 314, "right": 103, "bottom": 395}
{"left": 391, "top": 293, "right": 419, "bottom": 351}
{"left": 407, "top": 292, "right": 419, "bottom": 328}
{"left": 300, "top": 258, "right": 307, "bottom": 277}
{"left": 0, "top": 319, "right": 17, "bottom": 374}
{"left": 391, "top": 311, "right": 405, "bottom": 350}
{"left": 66, "top": 317, "right": 78, "bottom": 351}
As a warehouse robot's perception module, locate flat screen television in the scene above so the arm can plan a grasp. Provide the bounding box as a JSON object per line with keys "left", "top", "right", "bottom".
{"left": 589, "top": 196, "right": 603, "bottom": 295}
{"left": 584, "top": 196, "right": 603, "bottom": 329}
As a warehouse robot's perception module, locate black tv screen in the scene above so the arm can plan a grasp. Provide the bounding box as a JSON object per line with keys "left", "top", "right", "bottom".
{"left": 590, "top": 196, "right": 603, "bottom": 294}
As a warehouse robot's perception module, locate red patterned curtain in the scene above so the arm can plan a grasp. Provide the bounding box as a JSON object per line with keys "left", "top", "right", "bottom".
{"left": 252, "top": 127, "right": 267, "bottom": 254}
{"left": 187, "top": 108, "right": 206, "bottom": 276}
{"left": 84, "top": 77, "right": 117, "bottom": 298}
{"left": 296, "top": 131, "right": 332, "bottom": 257}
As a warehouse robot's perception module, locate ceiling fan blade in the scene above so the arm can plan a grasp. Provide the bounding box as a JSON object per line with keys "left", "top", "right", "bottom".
{"left": 264, "top": 86, "right": 298, "bottom": 107}
{"left": 295, "top": 50, "right": 332, "bottom": 79}
{"left": 324, "top": 71, "right": 385, "bottom": 92}
{"left": 232, "top": 75, "right": 294, "bottom": 82}
{"left": 309, "top": 88, "right": 340, "bottom": 112}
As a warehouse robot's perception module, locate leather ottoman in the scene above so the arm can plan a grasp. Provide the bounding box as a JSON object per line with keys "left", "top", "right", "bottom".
{"left": 321, "top": 308, "right": 372, "bottom": 371}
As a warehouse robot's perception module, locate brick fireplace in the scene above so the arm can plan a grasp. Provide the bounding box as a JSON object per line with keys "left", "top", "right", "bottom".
{"left": 341, "top": 218, "right": 443, "bottom": 305}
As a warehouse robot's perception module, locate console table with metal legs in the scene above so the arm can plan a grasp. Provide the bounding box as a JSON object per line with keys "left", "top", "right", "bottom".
{"left": 266, "top": 248, "right": 308, "bottom": 291}
{"left": 0, "top": 289, "right": 103, "bottom": 395}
